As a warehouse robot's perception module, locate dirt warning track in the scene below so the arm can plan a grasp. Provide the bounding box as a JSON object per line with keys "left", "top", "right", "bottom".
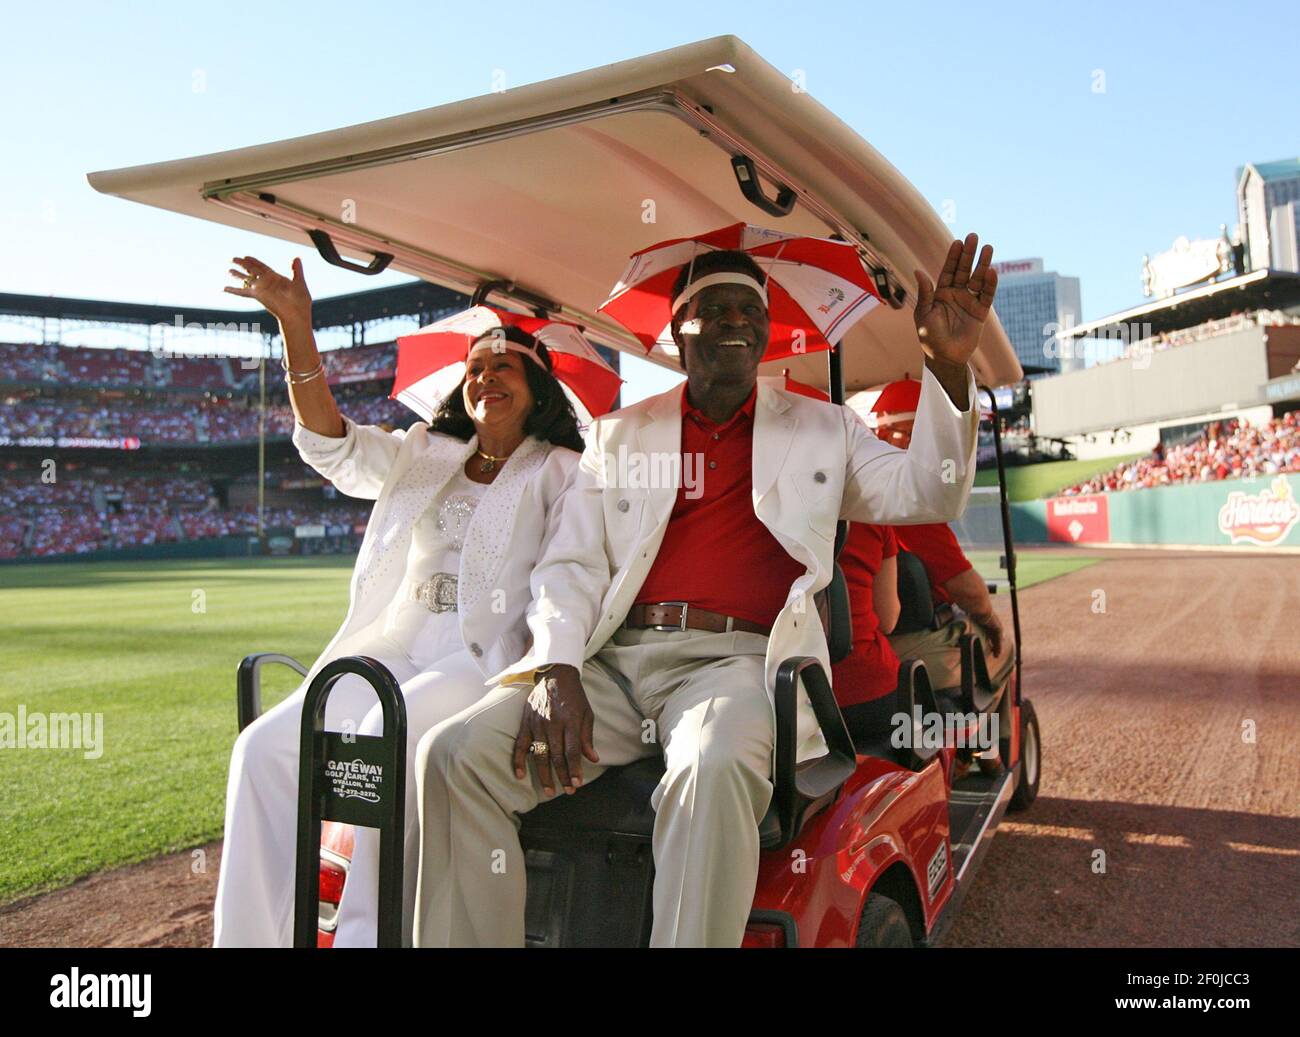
{"left": 2, "top": 548, "right": 1297, "bottom": 948}
{"left": 946, "top": 548, "right": 1300, "bottom": 947}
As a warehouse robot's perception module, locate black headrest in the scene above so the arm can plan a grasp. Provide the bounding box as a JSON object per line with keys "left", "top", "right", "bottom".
{"left": 893, "top": 550, "right": 935, "bottom": 634}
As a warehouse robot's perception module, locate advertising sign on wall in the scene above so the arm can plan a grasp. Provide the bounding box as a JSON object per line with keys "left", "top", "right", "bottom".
{"left": 1046, "top": 495, "right": 1110, "bottom": 543}
{"left": 1217, "top": 477, "right": 1300, "bottom": 547}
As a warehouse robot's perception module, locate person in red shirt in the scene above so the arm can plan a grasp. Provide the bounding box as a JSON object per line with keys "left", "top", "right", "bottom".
{"left": 871, "top": 379, "right": 1013, "bottom": 693}
{"left": 831, "top": 522, "right": 907, "bottom": 741}
{"left": 780, "top": 376, "right": 905, "bottom": 738}
{"left": 416, "top": 236, "right": 997, "bottom": 948}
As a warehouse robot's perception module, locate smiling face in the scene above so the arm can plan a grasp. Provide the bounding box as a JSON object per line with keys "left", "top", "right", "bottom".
{"left": 462, "top": 345, "right": 534, "bottom": 437}
{"left": 672, "top": 282, "right": 770, "bottom": 390}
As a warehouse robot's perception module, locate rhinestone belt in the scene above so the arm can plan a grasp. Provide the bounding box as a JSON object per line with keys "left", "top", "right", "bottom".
{"left": 411, "top": 572, "right": 458, "bottom": 613}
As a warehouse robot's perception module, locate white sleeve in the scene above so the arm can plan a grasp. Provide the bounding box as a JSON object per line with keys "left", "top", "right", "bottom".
{"left": 518, "top": 439, "right": 611, "bottom": 671}
{"left": 840, "top": 364, "right": 979, "bottom": 525}
{"left": 292, "top": 415, "right": 408, "bottom": 501}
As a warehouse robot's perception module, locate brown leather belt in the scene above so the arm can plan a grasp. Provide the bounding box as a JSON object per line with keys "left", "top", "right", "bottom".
{"left": 624, "top": 602, "right": 771, "bottom": 637}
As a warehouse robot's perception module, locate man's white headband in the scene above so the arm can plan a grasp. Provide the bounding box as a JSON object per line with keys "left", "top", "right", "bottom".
{"left": 671, "top": 271, "right": 768, "bottom": 316}
{"left": 467, "top": 333, "right": 547, "bottom": 370}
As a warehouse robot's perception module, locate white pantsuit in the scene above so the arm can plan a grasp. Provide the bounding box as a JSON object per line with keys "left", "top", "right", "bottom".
{"left": 215, "top": 633, "right": 486, "bottom": 947}
{"left": 414, "top": 365, "right": 979, "bottom": 947}
{"left": 213, "top": 416, "right": 578, "bottom": 947}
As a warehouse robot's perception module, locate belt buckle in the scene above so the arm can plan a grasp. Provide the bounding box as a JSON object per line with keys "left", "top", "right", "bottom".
{"left": 649, "top": 600, "right": 690, "bottom": 632}
{"left": 418, "top": 573, "right": 458, "bottom": 613}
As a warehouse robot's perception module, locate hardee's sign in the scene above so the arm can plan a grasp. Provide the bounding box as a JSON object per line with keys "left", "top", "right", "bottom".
{"left": 1217, "top": 477, "right": 1300, "bottom": 546}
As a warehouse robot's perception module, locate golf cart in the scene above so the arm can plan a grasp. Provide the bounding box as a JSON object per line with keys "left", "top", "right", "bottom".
{"left": 90, "top": 35, "right": 1038, "bottom": 947}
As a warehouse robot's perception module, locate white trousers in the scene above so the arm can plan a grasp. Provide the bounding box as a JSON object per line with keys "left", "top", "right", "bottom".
{"left": 413, "top": 627, "right": 774, "bottom": 948}
{"left": 213, "top": 623, "right": 486, "bottom": 948}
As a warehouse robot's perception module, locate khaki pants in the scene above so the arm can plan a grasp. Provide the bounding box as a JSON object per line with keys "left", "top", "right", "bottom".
{"left": 888, "top": 612, "right": 1014, "bottom": 692}
{"left": 413, "top": 626, "right": 774, "bottom": 948}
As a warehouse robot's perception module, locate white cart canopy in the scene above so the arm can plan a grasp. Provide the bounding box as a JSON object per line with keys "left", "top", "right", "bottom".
{"left": 88, "top": 35, "right": 1021, "bottom": 392}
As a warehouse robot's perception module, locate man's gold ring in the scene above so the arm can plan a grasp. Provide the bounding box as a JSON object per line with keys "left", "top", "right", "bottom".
{"left": 243, "top": 276, "right": 254, "bottom": 289}
{"left": 528, "top": 741, "right": 549, "bottom": 756}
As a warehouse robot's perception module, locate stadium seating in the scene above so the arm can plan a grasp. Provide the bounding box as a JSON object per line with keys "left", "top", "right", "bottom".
{"left": 0, "top": 466, "right": 372, "bottom": 558}
{"left": 59, "top": 346, "right": 152, "bottom": 386}
{"left": 0, "top": 338, "right": 421, "bottom": 558}
{"left": 322, "top": 342, "right": 396, "bottom": 382}
{"left": 1059, "top": 412, "right": 1300, "bottom": 495}
{"left": 0, "top": 343, "right": 61, "bottom": 382}
{"left": 0, "top": 514, "right": 30, "bottom": 560}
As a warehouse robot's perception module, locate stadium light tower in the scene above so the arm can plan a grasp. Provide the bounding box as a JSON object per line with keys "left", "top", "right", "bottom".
{"left": 256, "top": 327, "right": 271, "bottom": 548}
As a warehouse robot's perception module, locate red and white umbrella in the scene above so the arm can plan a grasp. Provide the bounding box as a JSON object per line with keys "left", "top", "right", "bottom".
{"left": 769, "top": 370, "right": 830, "bottom": 402}
{"left": 598, "top": 222, "right": 883, "bottom": 361}
{"left": 392, "top": 305, "right": 623, "bottom": 421}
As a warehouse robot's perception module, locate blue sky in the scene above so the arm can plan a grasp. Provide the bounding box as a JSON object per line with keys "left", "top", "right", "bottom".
{"left": 1, "top": 0, "right": 1295, "bottom": 402}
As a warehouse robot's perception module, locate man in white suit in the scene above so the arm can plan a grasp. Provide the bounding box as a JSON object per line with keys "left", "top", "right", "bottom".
{"left": 414, "top": 233, "right": 999, "bottom": 947}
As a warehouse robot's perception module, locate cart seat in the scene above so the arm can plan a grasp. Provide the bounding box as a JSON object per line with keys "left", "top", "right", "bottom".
{"left": 847, "top": 658, "right": 941, "bottom": 769}
{"left": 520, "top": 755, "right": 787, "bottom": 849}
{"left": 893, "top": 549, "right": 938, "bottom": 636}
{"left": 936, "top": 634, "right": 1007, "bottom": 728}
{"left": 892, "top": 550, "right": 1005, "bottom": 717}
{"left": 521, "top": 756, "right": 662, "bottom": 840}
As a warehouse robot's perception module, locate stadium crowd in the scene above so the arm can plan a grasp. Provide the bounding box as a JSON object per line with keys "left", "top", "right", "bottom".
{"left": 1058, "top": 411, "right": 1300, "bottom": 495}
{"left": 0, "top": 393, "right": 413, "bottom": 445}
{"left": 1, "top": 337, "right": 442, "bottom": 559}
{"left": 176, "top": 503, "right": 370, "bottom": 540}
{"left": 0, "top": 340, "right": 407, "bottom": 390}
{"left": 322, "top": 342, "right": 396, "bottom": 381}
{"left": 0, "top": 469, "right": 371, "bottom": 559}
{"left": 0, "top": 342, "right": 246, "bottom": 389}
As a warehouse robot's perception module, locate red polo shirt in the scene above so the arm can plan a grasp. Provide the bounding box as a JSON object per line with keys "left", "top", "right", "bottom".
{"left": 633, "top": 386, "right": 805, "bottom": 627}
{"left": 831, "top": 523, "right": 901, "bottom": 705}
{"left": 893, "top": 522, "right": 971, "bottom": 605}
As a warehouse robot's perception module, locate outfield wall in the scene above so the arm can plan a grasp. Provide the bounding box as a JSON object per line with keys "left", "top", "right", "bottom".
{"left": 9, "top": 477, "right": 1299, "bottom": 564}
{"left": 0, "top": 534, "right": 360, "bottom": 565}
{"left": 0, "top": 537, "right": 262, "bottom": 565}
{"left": 1007, "top": 473, "right": 1300, "bottom": 549}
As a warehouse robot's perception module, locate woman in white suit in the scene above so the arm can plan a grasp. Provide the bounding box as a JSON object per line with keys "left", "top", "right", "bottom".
{"left": 212, "top": 256, "right": 583, "bottom": 947}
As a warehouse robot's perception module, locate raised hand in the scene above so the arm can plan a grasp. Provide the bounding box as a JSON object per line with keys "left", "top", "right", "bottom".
{"left": 914, "top": 233, "right": 998, "bottom": 368}
{"left": 224, "top": 256, "right": 312, "bottom": 328}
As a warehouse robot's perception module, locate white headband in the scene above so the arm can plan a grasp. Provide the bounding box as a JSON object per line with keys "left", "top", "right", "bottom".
{"left": 467, "top": 334, "right": 547, "bottom": 370}
{"left": 670, "top": 271, "right": 768, "bottom": 316}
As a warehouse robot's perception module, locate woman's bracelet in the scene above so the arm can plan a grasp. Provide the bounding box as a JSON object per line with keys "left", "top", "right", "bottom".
{"left": 280, "top": 352, "right": 321, "bottom": 374}
{"left": 283, "top": 360, "right": 325, "bottom": 385}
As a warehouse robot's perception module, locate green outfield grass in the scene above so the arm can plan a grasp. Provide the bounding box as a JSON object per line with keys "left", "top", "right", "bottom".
{"left": 0, "top": 548, "right": 1100, "bottom": 905}
{"left": 974, "top": 453, "right": 1146, "bottom": 501}
{"left": 0, "top": 557, "right": 353, "bottom": 904}
{"left": 965, "top": 549, "right": 1100, "bottom": 589}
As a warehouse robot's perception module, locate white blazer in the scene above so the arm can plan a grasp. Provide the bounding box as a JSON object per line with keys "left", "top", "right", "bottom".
{"left": 291, "top": 417, "right": 579, "bottom": 686}
{"left": 495, "top": 365, "right": 979, "bottom": 763}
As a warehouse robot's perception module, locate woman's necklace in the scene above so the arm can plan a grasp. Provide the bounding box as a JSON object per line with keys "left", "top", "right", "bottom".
{"left": 475, "top": 447, "right": 511, "bottom": 473}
